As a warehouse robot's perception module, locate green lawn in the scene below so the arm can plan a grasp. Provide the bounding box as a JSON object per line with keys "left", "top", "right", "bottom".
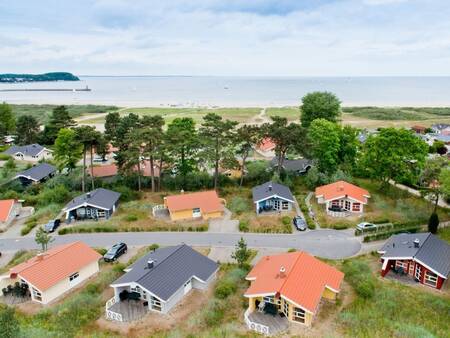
{"left": 266, "top": 107, "right": 300, "bottom": 122}
{"left": 438, "top": 227, "right": 450, "bottom": 243}
{"left": 343, "top": 106, "right": 450, "bottom": 121}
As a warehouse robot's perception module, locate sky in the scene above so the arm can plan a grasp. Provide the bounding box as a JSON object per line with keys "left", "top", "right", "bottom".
{"left": 1, "top": 0, "right": 450, "bottom": 76}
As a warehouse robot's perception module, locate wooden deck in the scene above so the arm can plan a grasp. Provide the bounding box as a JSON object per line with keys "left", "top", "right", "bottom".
{"left": 108, "top": 299, "right": 148, "bottom": 322}
{"left": 248, "top": 311, "right": 289, "bottom": 335}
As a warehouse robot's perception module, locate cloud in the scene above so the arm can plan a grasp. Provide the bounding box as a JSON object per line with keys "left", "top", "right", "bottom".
{"left": 0, "top": 0, "right": 449, "bottom": 75}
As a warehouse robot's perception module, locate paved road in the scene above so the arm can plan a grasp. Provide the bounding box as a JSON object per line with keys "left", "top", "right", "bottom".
{"left": 0, "top": 229, "right": 361, "bottom": 259}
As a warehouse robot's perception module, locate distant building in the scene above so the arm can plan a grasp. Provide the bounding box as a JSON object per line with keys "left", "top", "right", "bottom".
{"left": 255, "top": 138, "right": 276, "bottom": 158}
{"left": 431, "top": 123, "right": 450, "bottom": 134}
{"left": 270, "top": 157, "right": 312, "bottom": 175}
{"left": 411, "top": 125, "right": 427, "bottom": 134}
{"left": 14, "top": 163, "right": 57, "bottom": 186}
{"left": 89, "top": 161, "right": 160, "bottom": 182}
{"left": 0, "top": 199, "right": 21, "bottom": 228}
{"left": 3, "top": 144, "right": 52, "bottom": 162}
{"left": 252, "top": 181, "right": 295, "bottom": 214}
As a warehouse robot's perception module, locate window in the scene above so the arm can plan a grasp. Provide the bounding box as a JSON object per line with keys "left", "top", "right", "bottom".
{"left": 32, "top": 288, "right": 42, "bottom": 301}
{"left": 395, "top": 260, "right": 408, "bottom": 270}
{"left": 293, "top": 307, "right": 305, "bottom": 323}
{"left": 69, "top": 272, "right": 79, "bottom": 282}
{"left": 150, "top": 296, "right": 162, "bottom": 311}
{"left": 344, "top": 200, "right": 351, "bottom": 211}
{"left": 409, "top": 262, "right": 414, "bottom": 275}
{"left": 283, "top": 301, "right": 289, "bottom": 317}
{"left": 263, "top": 296, "right": 280, "bottom": 306}
{"left": 273, "top": 200, "right": 280, "bottom": 210}
{"left": 424, "top": 271, "right": 438, "bottom": 287}
{"left": 415, "top": 265, "right": 422, "bottom": 280}
{"left": 352, "top": 203, "right": 360, "bottom": 212}
{"left": 192, "top": 208, "right": 201, "bottom": 217}
{"left": 282, "top": 201, "right": 289, "bottom": 210}
{"left": 331, "top": 200, "right": 339, "bottom": 206}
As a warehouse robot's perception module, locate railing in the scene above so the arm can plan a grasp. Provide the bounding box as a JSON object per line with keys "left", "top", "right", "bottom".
{"left": 105, "top": 297, "right": 123, "bottom": 322}
{"left": 152, "top": 204, "right": 166, "bottom": 216}
{"left": 326, "top": 209, "right": 351, "bottom": 218}
{"left": 244, "top": 308, "right": 270, "bottom": 336}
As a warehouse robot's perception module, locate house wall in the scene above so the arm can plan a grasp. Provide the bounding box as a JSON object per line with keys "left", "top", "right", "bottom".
{"left": 14, "top": 151, "right": 52, "bottom": 163}
{"left": 0, "top": 275, "right": 16, "bottom": 290}
{"left": 162, "top": 282, "right": 186, "bottom": 314}
{"left": 256, "top": 198, "right": 292, "bottom": 214}
{"left": 322, "top": 287, "right": 337, "bottom": 300}
{"left": 169, "top": 208, "right": 223, "bottom": 221}
{"left": 192, "top": 271, "right": 217, "bottom": 290}
{"left": 203, "top": 211, "right": 223, "bottom": 220}
{"left": 40, "top": 260, "right": 99, "bottom": 304}
{"left": 0, "top": 202, "right": 21, "bottom": 227}
{"left": 325, "top": 198, "right": 364, "bottom": 213}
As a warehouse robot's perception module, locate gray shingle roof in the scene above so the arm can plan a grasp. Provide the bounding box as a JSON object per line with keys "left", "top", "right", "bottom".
{"left": 111, "top": 245, "right": 218, "bottom": 301}
{"left": 380, "top": 233, "right": 450, "bottom": 277}
{"left": 4, "top": 144, "right": 47, "bottom": 157}
{"left": 63, "top": 188, "right": 120, "bottom": 211}
{"left": 15, "top": 163, "right": 56, "bottom": 181}
{"left": 252, "top": 181, "right": 294, "bottom": 203}
{"left": 270, "top": 157, "right": 312, "bottom": 173}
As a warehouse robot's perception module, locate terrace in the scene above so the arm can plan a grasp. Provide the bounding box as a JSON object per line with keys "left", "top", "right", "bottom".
{"left": 105, "top": 297, "right": 149, "bottom": 322}
{"left": 245, "top": 308, "right": 289, "bottom": 336}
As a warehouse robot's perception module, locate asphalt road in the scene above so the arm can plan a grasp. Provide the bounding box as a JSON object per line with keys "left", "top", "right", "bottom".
{"left": 0, "top": 229, "right": 361, "bottom": 259}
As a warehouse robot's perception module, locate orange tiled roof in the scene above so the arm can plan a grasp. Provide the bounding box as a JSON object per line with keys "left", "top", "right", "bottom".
{"left": 245, "top": 251, "right": 344, "bottom": 313}
{"left": 315, "top": 180, "right": 370, "bottom": 204}
{"left": 90, "top": 161, "right": 160, "bottom": 178}
{"left": 258, "top": 138, "right": 276, "bottom": 152}
{"left": 0, "top": 199, "right": 16, "bottom": 222}
{"left": 165, "top": 190, "right": 223, "bottom": 213}
{"left": 9, "top": 242, "right": 101, "bottom": 291}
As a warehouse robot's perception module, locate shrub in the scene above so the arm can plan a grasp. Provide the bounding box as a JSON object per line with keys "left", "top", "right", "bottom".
{"left": 95, "top": 248, "right": 107, "bottom": 256}
{"left": 355, "top": 278, "right": 376, "bottom": 299}
{"left": 204, "top": 300, "right": 225, "bottom": 327}
{"left": 0, "top": 153, "right": 11, "bottom": 161}
{"left": 228, "top": 196, "right": 249, "bottom": 215}
{"left": 112, "top": 185, "right": 141, "bottom": 202}
{"left": 123, "top": 214, "right": 138, "bottom": 222}
{"left": 333, "top": 223, "right": 350, "bottom": 230}
{"left": 214, "top": 280, "right": 237, "bottom": 299}
{"left": 239, "top": 220, "right": 249, "bottom": 232}
{"left": 38, "top": 185, "right": 71, "bottom": 206}
{"left": 281, "top": 216, "right": 291, "bottom": 226}
{"left": 363, "top": 226, "right": 421, "bottom": 242}
{"left": 21, "top": 218, "right": 38, "bottom": 235}
{"left": 428, "top": 213, "right": 439, "bottom": 234}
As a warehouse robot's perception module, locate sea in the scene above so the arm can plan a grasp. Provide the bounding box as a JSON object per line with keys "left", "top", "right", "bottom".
{"left": 1, "top": 76, "right": 450, "bottom": 107}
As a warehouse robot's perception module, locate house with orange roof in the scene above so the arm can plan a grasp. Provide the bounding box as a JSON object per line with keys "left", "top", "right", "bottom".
{"left": 0, "top": 199, "right": 21, "bottom": 229}
{"left": 162, "top": 190, "right": 224, "bottom": 221}
{"left": 0, "top": 242, "right": 101, "bottom": 304}
{"left": 243, "top": 251, "right": 344, "bottom": 335}
{"left": 255, "top": 137, "right": 276, "bottom": 158}
{"left": 89, "top": 161, "right": 160, "bottom": 182}
{"left": 315, "top": 180, "right": 370, "bottom": 217}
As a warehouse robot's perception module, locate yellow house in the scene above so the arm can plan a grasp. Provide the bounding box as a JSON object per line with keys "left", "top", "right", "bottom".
{"left": 244, "top": 251, "right": 344, "bottom": 335}
{"left": 163, "top": 190, "right": 225, "bottom": 221}
{"left": 0, "top": 242, "right": 101, "bottom": 305}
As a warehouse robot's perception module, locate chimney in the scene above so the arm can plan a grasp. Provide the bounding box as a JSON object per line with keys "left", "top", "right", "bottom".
{"left": 180, "top": 189, "right": 184, "bottom": 194}
{"left": 279, "top": 266, "right": 286, "bottom": 278}
{"left": 413, "top": 238, "right": 420, "bottom": 248}
{"left": 147, "top": 260, "right": 154, "bottom": 269}
{"left": 36, "top": 253, "right": 45, "bottom": 261}
{"left": 86, "top": 192, "right": 91, "bottom": 199}
{"left": 338, "top": 184, "right": 344, "bottom": 192}
{"left": 268, "top": 183, "right": 273, "bottom": 191}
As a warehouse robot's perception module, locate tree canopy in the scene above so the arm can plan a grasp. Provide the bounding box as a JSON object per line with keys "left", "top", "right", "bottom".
{"left": 0, "top": 102, "right": 15, "bottom": 138}
{"left": 15, "top": 115, "right": 40, "bottom": 145}
{"left": 300, "top": 91, "right": 341, "bottom": 128}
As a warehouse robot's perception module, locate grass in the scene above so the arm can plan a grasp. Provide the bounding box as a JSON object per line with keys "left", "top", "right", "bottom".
{"left": 0, "top": 250, "right": 37, "bottom": 274}
{"left": 438, "top": 227, "right": 450, "bottom": 243}
{"left": 10, "top": 104, "right": 118, "bottom": 124}
{"left": 266, "top": 107, "right": 299, "bottom": 121}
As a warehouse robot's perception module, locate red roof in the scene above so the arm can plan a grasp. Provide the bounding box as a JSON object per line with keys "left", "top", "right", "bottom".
{"left": 165, "top": 190, "right": 223, "bottom": 213}
{"left": 0, "top": 199, "right": 16, "bottom": 222}
{"left": 245, "top": 251, "right": 344, "bottom": 313}
{"left": 9, "top": 242, "right": 101, "bottom": 291}
{"left": 90, "top": 161, "right": 160, "bottom": 178}
{"left": 315, "top": 180, "right": 370, "bottom": 204}
{"left": 258, "top": 138, "right": 276, "bottom": 152}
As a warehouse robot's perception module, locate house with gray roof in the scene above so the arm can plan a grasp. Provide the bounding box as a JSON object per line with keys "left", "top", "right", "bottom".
{"left": 3, "top": 144, "right": 52, "bottom": 162}
{"left": 14, "top": 163, "right": 57, "bottom": 185}
{"left": 270, "top": 157, "right": 312, "bottom": 175}
{"left": 252, "top": 181, "right": 295, "bottom": 215}
{"left": 62, "top": 188, "right": 120, "bottom": 221}
{"left": 106, "top": 244, "right": 218, "bottom": 321}
{"left": 378, "top": 233, "right": 450, "bottom": 289}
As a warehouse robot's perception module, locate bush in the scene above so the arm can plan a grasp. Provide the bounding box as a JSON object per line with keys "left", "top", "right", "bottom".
{"left": 204, "top": 300, "right": 225, "bottom": 327}
{"left": 342, "top": 260, "right": 376, "bottom": 299}
{"left": 428, "top": 213, "right": 439, "bottom": 234}
{"left": 355, "top": 278, "right": 376, "bottom": 299}
{"left": 333, "top": 223, "right": 350, "bottom": 230}
{"left": 95, "top": 248, "right": 107, "bottom": 256}
{"left": 214, "top": 280, "right": 237, "bottom": 299}
{"left": 281, "top": 216, "right": 291, "bottom": 226}
{"left": 38, "top": 185, "right": 71, "bottom": 206}
{"left": 0, "top": 153, "right": 11, "bottom": 161}
{"left": 363, "top": 226, "right": 421, "bottom": 242}
{"left": 123, "top": 214, "right": 138, "bottom": 222}
{"left": 228, "top": 196, "right": 249, "bottom": 215}
{"left": 112, "top": 185, "right": 141, "bottom": 202}
{"left": 21, "top": 218, "right": 38, "bottom": 235}
{"left": 239, "top": 220, "right": 249, "bottom": 232}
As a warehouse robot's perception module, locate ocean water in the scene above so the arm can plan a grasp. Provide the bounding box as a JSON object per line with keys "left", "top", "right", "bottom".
{"left": 1, "top": 76, "right": 450, "bottom": 107}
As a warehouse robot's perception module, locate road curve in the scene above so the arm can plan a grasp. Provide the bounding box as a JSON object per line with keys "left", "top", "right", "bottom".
{"left": 0, "top": 229, "right": 361, "bottom": 259}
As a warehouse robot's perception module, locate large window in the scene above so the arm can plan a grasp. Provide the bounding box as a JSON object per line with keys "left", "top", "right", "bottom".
{"left": 32, "top": 287, "right": 42, "bottom": 301}
{"left": 395, "top": 260, "right": 408, "bottom": 270}
{"left": 192, "top": 208, "right": 201, "bottom": 217}
{"left": 69, "top": 272, "right": 79, "bottom": 282}
{"left": 352, "top": 203, "right": 360, "bottom": 212}
{"left": 424, "top": 271, "right": 438, "bottom": 287}
{"left": 283, "top": 301, "right": 289, "bottom": 317}
{"left": 293, "top": 307, "right": 305, "bottom": 323}
{"left": 150, "top": 296, "right": 162, "bottom": 311}
{"left": 282, "top": 201, "right": 289, "bottom": 210}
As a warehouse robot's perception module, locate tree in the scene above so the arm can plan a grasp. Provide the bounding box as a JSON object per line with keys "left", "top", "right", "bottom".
{"left": 166, "top": 118, "right": 199, "bottom": 187}
{"left": 300, "top": 91, "right": 341, "bottom": 128}
{"left": 231, "top": 237, "right": 251, "bottom": 268}
{"left": 40, "top": 105, "right": 76, "bottom": 144}
{"left": 199, "top": 113, "right": 238, "bottom": 189}
{"left": 338, "top": 125, "right": 359, "bottom": 170}
{"left": 54, "top": 128, "right": 83, "bottom": 171}
{"left": 308, "top": 119, "right": 341, "bottom": 174}
{"left": 428, "top": 212, "right": 439, "bottom": 234}
{"left": 359, "top": 128, "right": 428, "bottom": 187}
{"left": 35, "top": 226, "right": 54, "bottom": 251}
{"left": 0, "top": 305, "right": 20, "bottom": 338}
{"left": 119, "top": 129, "right": 144, "bottom": 191}
{"left": 104, "top": 111, "right": 121, "bottom": 142}
{"left": 420, "top": 157, "right": 448, "bottom": 213}
{"left": 15, "top": 115, "right": 40, "bottom": 145}
{"left": 264, "top": 116, "right": 306, "bottom": 176}
{"left": 235, "top": 125, "right": 260, "bottom": 187}
{"left": 141, "top": 115, "right": 165, "bottom": 192}
{"left": 0, "top": 102, "right": 15, "bottom": 139}
{"left": 439, "top": 168, "right": 450, "bottom": 198}
{"left": 75, "top": 126, "right": 100, "bottom": 192}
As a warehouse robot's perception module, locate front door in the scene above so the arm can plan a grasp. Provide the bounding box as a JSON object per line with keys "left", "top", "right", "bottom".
{"left": 273, "top": 200, "right": 280, "bottom": 210}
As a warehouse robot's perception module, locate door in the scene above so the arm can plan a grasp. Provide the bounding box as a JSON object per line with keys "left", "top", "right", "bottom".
{"left": 409, "top": 262, "right": 414, "bottom": 276}
{"left": 183, "top": 279, "right": 192, "bottom": 295}
{"left": 273, "top": 200, "right": 280, "bottom": 210}
{"left": 415, "top": 265, "right": 422, "bottom": 281}
{"left": 192, "top": 208, "right": 201, "bottom": 218}
{"left": 345, "top": 200, "right": 351, "bottom": 211}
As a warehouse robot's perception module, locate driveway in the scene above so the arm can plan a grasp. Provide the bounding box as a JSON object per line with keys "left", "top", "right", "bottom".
{"left": 208, "top": 208, "right": 239, "bottom": 233}
{"left": 1, "top": 207, "right": 35, "bottom": 238}
{"left": 0, "top": 229, "right": 361, "bottom": 259}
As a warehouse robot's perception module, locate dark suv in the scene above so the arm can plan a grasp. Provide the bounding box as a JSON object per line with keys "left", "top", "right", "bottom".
{"left": 293, "top": 216, "right": 307, "bottom": 231}
{"left": 103, "top": 243, "right": 128, "bottom": 262}
{"left": 44, "top": 219, "right": 61, "bottom": 233}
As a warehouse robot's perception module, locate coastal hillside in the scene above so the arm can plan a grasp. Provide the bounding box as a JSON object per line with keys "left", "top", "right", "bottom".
{"left": 0, "top": 72, "right": 79, "bottom": 83}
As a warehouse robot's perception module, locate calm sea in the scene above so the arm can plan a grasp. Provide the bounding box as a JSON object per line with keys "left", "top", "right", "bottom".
{"left": 1, "top": 76, "right": 450, "bottom": 107}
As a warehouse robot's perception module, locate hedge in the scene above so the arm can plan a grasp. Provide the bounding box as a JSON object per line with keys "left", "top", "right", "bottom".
{"left": 58, "top": 224, "right": 208, "bottom": 235}
{"left": 363, "top": 226, "right": 421, "bottom": 242}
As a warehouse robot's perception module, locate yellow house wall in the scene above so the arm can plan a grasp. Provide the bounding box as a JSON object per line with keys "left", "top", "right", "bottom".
{"left": 322, "top": 287, "right": 337, "bottom": 300}
{"left": 203, "top": 211, "right": 224, "bottom": 220}
{"left": 41, "top": 260, "right": 99, "bottom": 304}
{"left": 169, "top": 209, "right": 195, "bottom": 221}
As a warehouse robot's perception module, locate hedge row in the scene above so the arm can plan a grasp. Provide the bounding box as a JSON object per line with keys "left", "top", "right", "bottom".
{"left": 298, "top": 195, "right": 316, "bottom": 230}
{"left": 362, "top": 226, "right": 421, "bottom": 242}
{"left": 58, "top": 224, "right": 208, "bottom": 235}
{"left": 20, "top": 217, "right": 38, "bottom": 235}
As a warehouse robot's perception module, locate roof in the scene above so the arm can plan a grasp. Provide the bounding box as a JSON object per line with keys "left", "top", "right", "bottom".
{"left": 90, "top": 161, "right": 160, "bottom": 178}
{"left": 14, "top": 163, "right": 56, "bottom": 182}
{"left": 252, "top": 181, "right": 294, "bottom": 203}
{"left": 111, "top": 244, "right": 218, "bottom": 301}
{"left": 9, "top": 241, "right": 101, "bottom": 291}
{"left": 434, "top": 135, "right": 450, "bottom": 143}
{"left": 3, "top": 144, "right": 48, "bottom": 157}
{"left": 164, "top": 190, "right": 223, "bottom": 213}
{"left": 257, "top": 138, "right": 276, "bottom": 152}
{"left": 411, "top": 125, "right": 426, "bottom": 131}
{"left": 379, "top": 233, "right": 450, "bottom": 278}
{"left": 0, "top": 199, "right": 16, "bottom": 222}
{"left": 315, "top": 181, "right": 370, "bottom": 204}
{"left": 270, "top": 157, "right": 312, "bottom": 173}
{"left": 63, "top": 188, "right": 121, "bottom": 211}
{"left": 245, "top": 251, "right": 344, "bottom": 313}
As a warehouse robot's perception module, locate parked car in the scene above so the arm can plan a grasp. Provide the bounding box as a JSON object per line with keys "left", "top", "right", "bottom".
{"left": 44, "top": 219, "right": 61, "bottom": 233}
{"left": 356, "top": 222, "right": 376, "bottom": 231}
{"left": 103, "top": 242, "right": 128, "bottom": 262}
{"left": 293, "top": 216, "right": 307, "bottom": 231}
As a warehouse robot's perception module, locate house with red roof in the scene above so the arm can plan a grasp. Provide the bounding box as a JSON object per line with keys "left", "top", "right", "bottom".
{"left": 0, "top": 242, "right": 101, "bottom": 304}
{"left": 162, "top": 190, "right": 224, "bottom": 221}
{"left": 0, "top": 199, "right": 21, "bottom": 229}
{"left": 255, "top": 137, "right": 276, "bottom": 158}
{"left": 315, "top": 181, "right": 370, "bottom": 217}
{"left": 244, "top": 251, "right": 344, "bottom": 335}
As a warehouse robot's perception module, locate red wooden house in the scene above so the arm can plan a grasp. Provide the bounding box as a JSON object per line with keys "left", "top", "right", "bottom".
{"left": 378, "top": 233, "right": 450, "bottom": 289}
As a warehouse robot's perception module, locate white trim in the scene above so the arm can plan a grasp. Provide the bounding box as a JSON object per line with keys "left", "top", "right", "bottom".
{"left": 324, "top": 285, "right": 339, "bottom": 294}
{"left": 63, "top": 202, "right": 111, "bottom": 213}
{"left": 413, "top": 258, "right": 447, "bottom": 279}
{"left": 280, "top": 294, "right": 314, "bottom": 314}
{"left": 254, "top": 194, "right": 295, "bottom": 205}
{"left": 320, "top": 195, "right": 367, "bottom": 205}
{"left": 14, "top": 174, "right": 39, "bottom": 182}
{"left": 244, "top": 292, "right": 276, "bottom": 298}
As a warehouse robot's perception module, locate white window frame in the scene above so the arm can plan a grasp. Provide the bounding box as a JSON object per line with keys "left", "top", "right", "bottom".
{"left": 263, "top": 295, "right": 280, "bottom": 306}
{"left": 273, "top": 200, "right": 280, "bottom": 210}
{"left": 424, "top": 271, "right": 438, "bottom": 287}
{"left": 69, "top": 272, "right": 79, "bottom": 282}
{"left": 293, "top": 307, "right": 305, "bottom": 323}
{"left": 282, "top": 201, "right": 289, "bottom": 210}
{"left": 408, "top": 262, "right": 414, "bottom": 275}
{"left": 415, "top": 265, "right": 422, "bottom": 280}
{"left": 150, "top": 296, "right": 162, "bottom": 311}
{"left": 283, "top": 301, "right": 289, "bottom": 317}
{"left": 32, "top": 287, "right": 42, "bottom": 301}
{"left": 395, "top": 260, "right": 408, "bottom": 270}
{"left": 345, "top": 200, "right": 351, "bottom": 211}
{"left": 192, "top": 208, "right": 201, "bottom": 218}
